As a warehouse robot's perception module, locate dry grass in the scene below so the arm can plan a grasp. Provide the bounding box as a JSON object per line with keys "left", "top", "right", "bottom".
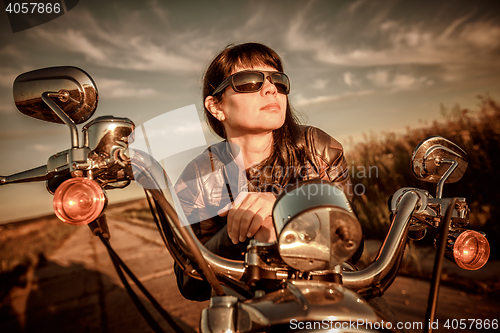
{"left": 0, "top": 216, "right": 76, "bottom": 275}
{"left": 109, "top": 207, "right": 156, "bottom": 223}
{"left": 106, "top": 198, "right": 156, "bottom": 223}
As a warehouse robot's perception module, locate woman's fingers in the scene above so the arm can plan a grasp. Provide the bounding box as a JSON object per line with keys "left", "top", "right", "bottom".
{"left": 229, "top": 194, "right": 258, "bottom": 243}
{"left": 220, "top": 192, "right": 276, "bottom": 244}
{"left": 218, "top": 192, "right": 250, "bottom": 244}
{"left": 246, "top": 209, "right": 267, "bottom": 238}
{"left": 238, "top": 207, "right": 263, "bottom": 241}
{"left": 252, "top": 216, "right": 276, "bottom": 243}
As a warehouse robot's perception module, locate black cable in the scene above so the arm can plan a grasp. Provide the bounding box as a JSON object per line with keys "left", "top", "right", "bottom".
{"left": 424, "top": 197, "right": 457, "bottom": 333}
{"left": 97, "top": 232, "right": 186, "bottom": 333}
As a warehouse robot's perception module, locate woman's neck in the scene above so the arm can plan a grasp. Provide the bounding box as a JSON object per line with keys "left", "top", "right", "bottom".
{"left": 227, "top": 131, "right": 273, "bottom": 169}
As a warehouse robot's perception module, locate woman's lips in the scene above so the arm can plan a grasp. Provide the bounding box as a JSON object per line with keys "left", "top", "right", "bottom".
{"left": 261, "top": 102, "right": 281, "bottom": 111}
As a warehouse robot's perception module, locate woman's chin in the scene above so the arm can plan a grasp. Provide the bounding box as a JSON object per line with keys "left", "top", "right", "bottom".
{"left": 262, "top": 114, "right": 286, "bottom": 128}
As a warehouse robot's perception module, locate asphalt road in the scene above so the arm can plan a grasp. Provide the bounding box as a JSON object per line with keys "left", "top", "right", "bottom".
{"left": 1, "top": 215, "right": 498, "bottom": 333}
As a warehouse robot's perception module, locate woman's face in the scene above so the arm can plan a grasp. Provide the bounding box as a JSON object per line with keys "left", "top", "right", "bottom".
{"left": 216, "top": 65, "right": 288, "bottom": 138}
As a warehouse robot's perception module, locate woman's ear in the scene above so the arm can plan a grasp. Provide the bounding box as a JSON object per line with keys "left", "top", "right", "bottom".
{"left": 205, "top": 96, "right": 225, "bottom": 122}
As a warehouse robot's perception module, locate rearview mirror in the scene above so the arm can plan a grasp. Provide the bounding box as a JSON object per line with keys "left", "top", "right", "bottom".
{"left": 412, "top": 136, "right": 468, "bottom": 185}
{"left": 13, "top": 66, "right": 98, "bottom": 125}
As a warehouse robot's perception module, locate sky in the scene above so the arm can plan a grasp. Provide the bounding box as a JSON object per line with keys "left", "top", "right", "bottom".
{"left": 1, "top": 0, "right": 499, "bottom": 223}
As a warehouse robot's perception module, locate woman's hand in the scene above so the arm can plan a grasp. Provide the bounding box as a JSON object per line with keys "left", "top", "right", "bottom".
{"left": 218, "top": 192, "right": 276, "bottom": 244}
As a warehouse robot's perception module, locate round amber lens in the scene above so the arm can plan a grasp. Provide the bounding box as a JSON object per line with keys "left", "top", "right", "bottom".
{"left": 53, "top": 178, "right": 106, "bottom": 225}
{"left": 459, "top": 236, "right": 478, "bottom": 264}
{"left": 453, "top": 230, "right": 490, "bottom": 270}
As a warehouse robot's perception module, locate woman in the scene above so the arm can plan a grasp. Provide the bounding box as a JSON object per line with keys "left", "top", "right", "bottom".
{"left": 174, "top": 42, "right": 356, "bottom": 301}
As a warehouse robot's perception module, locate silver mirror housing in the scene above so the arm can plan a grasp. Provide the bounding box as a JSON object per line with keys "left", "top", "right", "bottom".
{"left": 412, "top": 136, "right": 468, "bottom": 184}
{"left": 13, "top": 66, "right": 98, "bottom": 125}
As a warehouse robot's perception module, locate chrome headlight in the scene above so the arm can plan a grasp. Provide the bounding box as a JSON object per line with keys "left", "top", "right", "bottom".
{"left": 272, "top": 180, "right": 362, "bottom": 271}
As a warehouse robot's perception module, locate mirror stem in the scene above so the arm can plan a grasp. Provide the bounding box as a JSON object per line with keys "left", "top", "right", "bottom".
{"left": 435, "top": 159, "right": 458, "bottom": 199}
{"left": 42, "top": 92, "right": 79, "bottom": 148}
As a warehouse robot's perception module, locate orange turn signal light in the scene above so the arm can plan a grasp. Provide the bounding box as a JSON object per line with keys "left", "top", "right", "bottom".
{"left": 445, "top": 230, "right": 490, "bottom": 270}
{"left": 53, "top": 178, "right": 106, "bottom": 225}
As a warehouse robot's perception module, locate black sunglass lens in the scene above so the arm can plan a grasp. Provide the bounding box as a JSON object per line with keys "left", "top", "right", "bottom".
{"left": 233, "top": 72, "right": 264, "bottom": 92}
{"left": 272, "top": 73, "right": 290, "bottom": 94}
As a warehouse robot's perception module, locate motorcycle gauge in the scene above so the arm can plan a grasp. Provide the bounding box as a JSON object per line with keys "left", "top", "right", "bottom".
{"left": 272, "top": 180, "right": 362, "bottom": 271}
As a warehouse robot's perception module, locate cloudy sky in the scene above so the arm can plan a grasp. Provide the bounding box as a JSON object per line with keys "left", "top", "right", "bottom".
{"left": 1, "top": 0, "right": 499, "bottom": 223}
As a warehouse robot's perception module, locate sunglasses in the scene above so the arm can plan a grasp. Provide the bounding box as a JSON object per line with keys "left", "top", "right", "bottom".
{"left": 211, "top": 70, "right": 290, "bottom": 96}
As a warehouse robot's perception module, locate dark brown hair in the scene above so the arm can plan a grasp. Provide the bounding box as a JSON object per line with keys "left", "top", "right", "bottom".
{"left": 203, "top": 42, "right": 307, "bottom": 189}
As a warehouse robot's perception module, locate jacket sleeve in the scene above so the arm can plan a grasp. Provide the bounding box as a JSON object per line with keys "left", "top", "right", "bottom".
{"left": 174, "top": 160, "right": 219, "bottom": 243}
{"left": 309, "top": 127, "right": 353, "bottom": 201}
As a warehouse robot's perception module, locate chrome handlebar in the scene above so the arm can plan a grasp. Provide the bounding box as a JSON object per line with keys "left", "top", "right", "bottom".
{"left": 129, "top": 149, "right": 246, "bottom": 282}
{"left": 343, "top": 190, "right": 421, "bottom": 290}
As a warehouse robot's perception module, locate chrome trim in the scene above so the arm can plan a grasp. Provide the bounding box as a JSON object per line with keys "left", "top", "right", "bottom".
{"left": 273, "top": 180, "right": 362, "bottom": 271}
{"left": 273, "top": 180, "right": 354, "bottom": 233}
{"left": 233, "top": 281, "right": 383, "bottom": 333}
{"left": 83, "top": 116, "right": 134, "bottom": 158}
{"left": 41, "top": 92, "right": 79, "bottom": 148}
{"left": 0, "top": 149, "right": 74, "bottom": 186}
{"left": 47, "top": 150, "right": 70, "bottom": 171}
{"left": 435, "top": 158, "right": 458, "bottom": 198}
{"left": 201, "top": 296, "right": 239, "bottom": 333}
{"left": 194, "top": 230, "right": 246, "bottom": 280}
{"left": 390, "top": 188, "right": 469, "bottom": 229}
{"left": 342, "top": 190, "right": 421, "bottom": 290}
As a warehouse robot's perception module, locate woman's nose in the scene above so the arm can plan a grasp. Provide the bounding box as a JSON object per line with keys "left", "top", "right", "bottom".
{"left": 261, "top": 75, "right": 277, "bottom": 95}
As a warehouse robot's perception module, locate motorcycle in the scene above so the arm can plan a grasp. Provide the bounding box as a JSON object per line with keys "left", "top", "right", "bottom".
{"left": 1, "top": 66, "right": 491, "bottom": 333}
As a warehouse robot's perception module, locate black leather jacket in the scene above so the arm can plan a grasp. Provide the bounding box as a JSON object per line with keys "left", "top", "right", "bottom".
{"left": 174, "top": 125, "right": 355, "bottom": 300}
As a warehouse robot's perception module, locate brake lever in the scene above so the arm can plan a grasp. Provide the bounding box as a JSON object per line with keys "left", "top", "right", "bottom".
{"left": 1, "top": 165, "right": 53, "bottom": 185}
{"left": 1, "top": 148, "right": 75, "bottom": 186}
